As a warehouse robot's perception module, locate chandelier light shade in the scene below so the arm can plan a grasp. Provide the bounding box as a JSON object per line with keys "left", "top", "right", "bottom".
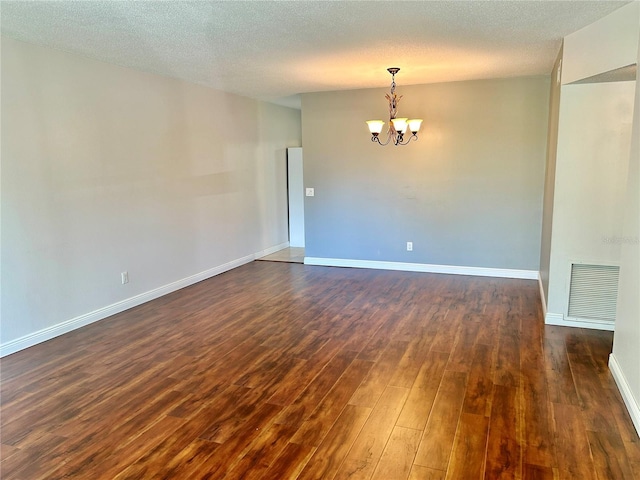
{"left": 366, "top": 67, "right": 423, "bottom": 146}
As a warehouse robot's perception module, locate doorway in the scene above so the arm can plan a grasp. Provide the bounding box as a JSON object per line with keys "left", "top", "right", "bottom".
{"left": 257, "top": 147, "right": 305, "bottom": 264}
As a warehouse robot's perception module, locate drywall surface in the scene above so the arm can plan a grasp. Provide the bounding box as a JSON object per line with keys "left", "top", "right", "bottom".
{"left": 546, "top": 82, "right": 634, "bottom": 318}
{"left": 611, "top": 15, "right": 640, "bottom": 433}
{"left": 562, "top": 2, "right": 639, "bottom": 84}
{"left": 301, "top": 76, "right": 549, "bottom": 270}
{"left": 539, "top": 47, "right": 563, "bottom": 306}
{"left": 612, "top": 72, "right": 640, "bottom": 431}
{"left": 1, "top": 37, "right": 301, "bottom": 345}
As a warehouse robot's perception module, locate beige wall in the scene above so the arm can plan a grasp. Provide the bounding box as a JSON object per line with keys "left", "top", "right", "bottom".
{"left": 1, "top": 37, "right": 301, "bottom": 350}
{"left": 546, "top": 81, "right": 635, "bottom": 321}
{"left": 612, "top": 12, "right": 640, "bottom": 434}
{"left": 539, "top": 46, "right": 563, "bottom": 309}
{"left": 302, "top": 76, "right": 549, "bottom": 272}
{"left": 562, "top": 2, "right": 639, "bottom": 84}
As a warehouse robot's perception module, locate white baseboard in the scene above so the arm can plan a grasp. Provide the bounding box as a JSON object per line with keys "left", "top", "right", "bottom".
{"left": 255, "top": 241, "right": 289, "bottom": 259}
{"left": 303, "top": 257, "right": 539, "bottom": 280}
{"left": 0, "top": 252, "right": 264, "bottom": 357}
{"left": 538, "top": 273, "right": 547, "bottom": 318}
{"left": 609, "top": 353, "right": 640, "bottom": 437}
{"left": 544, "top": 312, "right": 615, "bottom": 331}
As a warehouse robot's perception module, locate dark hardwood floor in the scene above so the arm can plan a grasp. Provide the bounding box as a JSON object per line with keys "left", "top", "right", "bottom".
{"left": 1, "top": 261, "right": 639, "bottom": 479}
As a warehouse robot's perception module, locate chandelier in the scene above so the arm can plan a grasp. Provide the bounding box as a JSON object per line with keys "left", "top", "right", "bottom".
{"left": 366, "top": 68, "right": 423, "bottom": 146}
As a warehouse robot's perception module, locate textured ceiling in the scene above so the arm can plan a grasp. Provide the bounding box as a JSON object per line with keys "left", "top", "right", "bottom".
{"left": 0, "top": 1, "right": 630, "bottom": 108}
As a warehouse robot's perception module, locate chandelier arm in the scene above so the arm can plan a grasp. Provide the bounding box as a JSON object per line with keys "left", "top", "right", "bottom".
{"left": 396, "top": 133, "right": 418, "bottom": 146}
{"left": 375, "top": 131, "right": 394, "bottom": 146}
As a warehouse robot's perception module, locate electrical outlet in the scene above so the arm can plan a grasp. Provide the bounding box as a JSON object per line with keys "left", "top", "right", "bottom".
{"left": 407, "top": 242, "right": 413, "bottom": 251}
{"left": 121, "top": 271, "right": 129, "bottom": 284}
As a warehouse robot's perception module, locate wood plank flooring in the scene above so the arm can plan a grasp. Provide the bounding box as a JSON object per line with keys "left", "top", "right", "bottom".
{"left": 1, "top": 261, "right": 639, "bottom": 479}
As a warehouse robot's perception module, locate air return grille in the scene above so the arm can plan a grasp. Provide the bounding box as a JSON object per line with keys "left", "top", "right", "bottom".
{"left": 568, "top": 263, "right": 620, "bottom": 322}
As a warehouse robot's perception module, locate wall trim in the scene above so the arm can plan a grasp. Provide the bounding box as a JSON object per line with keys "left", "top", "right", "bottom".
{"left": 255, "top": 241, "right": 289, "bottom": 259}
{"left": 303, "top": 257, "right": 539, "bottom": 280}
{"left": 609, "top": 353, "right": 640, "bottom": 436}
{"left": 544, "top": 312, "right": 615, "bottom": 331}
{"left": 538, "top": 273, "right": 548, "bottom": 318}
{"left": 0, "top": 252, "right": 263, "bottom": 357}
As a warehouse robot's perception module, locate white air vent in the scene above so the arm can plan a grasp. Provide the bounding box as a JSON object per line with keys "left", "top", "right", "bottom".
{"left": 568, "top": 263, "right": 620, "bottom": 322}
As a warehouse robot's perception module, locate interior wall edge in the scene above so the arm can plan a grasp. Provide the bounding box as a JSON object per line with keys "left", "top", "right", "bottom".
{"left": 609, "top": 352, "right": 640, "bottom": 436}
{"left": 538, "top": 272, "right": 548, "bottom": 317}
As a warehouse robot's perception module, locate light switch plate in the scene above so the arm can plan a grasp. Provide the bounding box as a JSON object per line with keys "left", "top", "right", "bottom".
{"left": 306, "top": 188, "right": 315, "bottom": 197}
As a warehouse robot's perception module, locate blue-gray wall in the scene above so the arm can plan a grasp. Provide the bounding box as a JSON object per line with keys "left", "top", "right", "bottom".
{"left": 301, "top": 76, "right": 549, "bottom": 270}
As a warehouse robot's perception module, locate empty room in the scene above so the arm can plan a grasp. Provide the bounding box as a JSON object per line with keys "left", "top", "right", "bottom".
{"left": 1, "top": 1, "right": 640, "bottom": 479}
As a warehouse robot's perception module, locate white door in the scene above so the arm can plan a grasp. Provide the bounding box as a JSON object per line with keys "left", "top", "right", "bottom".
{"left": 287, "top": 147, "right": 305, "bottom": 247}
